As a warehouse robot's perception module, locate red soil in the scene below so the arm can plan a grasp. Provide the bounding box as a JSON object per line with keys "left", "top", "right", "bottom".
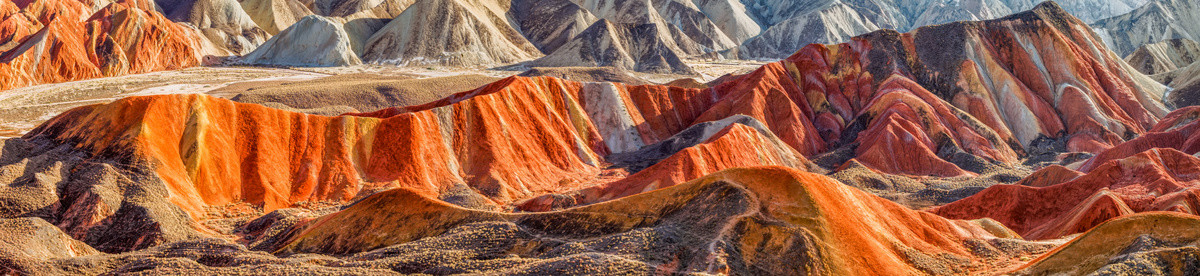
{"left": 572, "top": 123, "right": 809, "bottom": 204}
{"left": 0, "top": 0, "right": 202, "bottom": 90}
{"left": 934, "top": 148, "right": 1200, "bottom": 240}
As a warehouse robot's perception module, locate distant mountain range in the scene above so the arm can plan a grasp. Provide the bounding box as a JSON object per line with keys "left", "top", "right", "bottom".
{"left": 0, "top": 0, "right": 1189, "bottom": 88}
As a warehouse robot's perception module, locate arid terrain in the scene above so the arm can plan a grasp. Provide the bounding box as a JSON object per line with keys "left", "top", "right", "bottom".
{"left": 3, "top": 0, "right": 1200, "bottom": 275}
{"left": 0, "top": 61, "right": 759, "bottom": 138}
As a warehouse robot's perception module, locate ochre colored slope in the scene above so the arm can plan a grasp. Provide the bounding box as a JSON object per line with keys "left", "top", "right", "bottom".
{"left": 0, "top": 0, "right": 202, "bottom": 90}
{"left": 29, "top": 77, "right": 714, "bottom": 217}
{"left": 573, "top": 122, "right": 810, "bottom": 205}
{"left": 15, "top": 2, "right": 1168, "bottom": 182}
{"left": 29, "top": 87, "right": 601, "bottom": 216}
{"left": 0, "top": 18, "right": 99, "bottom": 89}
{"left": 24, "top": 2, "right": 1177, "bottom": 216}
{"left": 0, "top": 1, "right": 40, "bottom": 51}
{"left": 21, "top": 62, "right": 1058, "bottom": 221}
{"left": 84, "top": 1, "right": 202, "bottom": 75}
{"left": 1014, "top": 212, "right": 1200, "bottom": 275}
{"left": 278, "top": 167, "right": 1023, "bottom": 275}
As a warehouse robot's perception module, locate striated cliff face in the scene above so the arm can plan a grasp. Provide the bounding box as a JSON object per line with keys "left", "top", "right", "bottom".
{"left": 0, "top": 0, "right": 203, "bottom": 90}
{"left": 1124, "top": 38, "right": 1200, "bottom": 75}
{"left": 1092, "top": 0, "right": 1200, "bottom": 57}
{"left": 776, "top": 2, "right": 1167, "bottom": 171}
{"left": 7, "top": 0, "right": 1171, "bottom": 228}
{"left": 730, "top": 0, "right": 1150, "bottom": 60}
{"left": 934, "top": 107, "right": 1200, "bottom": 240}
{"left": 359, "top": 0, "right": 543, "bottom": 66}
{"left": 735, "top": 1, "right": 881, "bottom": 60}
{"left": 1, "top": 0, "right": 1171, "bottom": 87}
{"left": 530, "top": 19, "right": 702, "bottom": 74}
{"left": 2, "top": 2, "right": 1197, "bottom": 274}
{"left": 159, "top": 0, "right": 271, "bottom": 55}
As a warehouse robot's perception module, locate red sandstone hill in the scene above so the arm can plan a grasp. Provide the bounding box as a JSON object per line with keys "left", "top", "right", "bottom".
{"left": 0, "top": 0, "right": 203, "bottom": 90}
{"left": 351, "top": 3, "right": 1166, "bottom": 181}
{"left": 3, "top": 1, "right": 1169, "bottom": 246}
{"left": 0, "top": 2, "right": 1185, "bottom": 274}
{"left": 933, "top": 107, "right": 1200, "bottom": 240}
{"left": 779, "top": 2, "right": 1168, "bottom": 175}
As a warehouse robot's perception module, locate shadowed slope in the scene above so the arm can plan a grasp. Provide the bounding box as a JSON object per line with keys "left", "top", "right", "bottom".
{"left": 935, "top": 148, "right": 1200, "bottom": 240}
{"left": 160, "top": 0, "right": 270, "bottom": 55}
{"left": 569, "top": 116, "right": 813, "bottom": 206}
{"left": 1014, "top": 212, "right": 1200, "bottom": 275}
{"left": 359, "top": 0, "right": 542, "bottom": 66}
{"left": 14, "top": 3, "right": 1174, "bottom": 224}
{"left": 276, "top": 167, "right": 1034, "bottom": 275}
{"left": 0, "top": 5, "right": 1181, "bottom": 271}
{"left": 934, "top": 107, "right": 1200, "bottom": 240}
{"left": 1124, "top": 38, "right": 1200, "bottom": 75}
{"left": 1092, "top": 0, "right": 1200, "bottom": 57}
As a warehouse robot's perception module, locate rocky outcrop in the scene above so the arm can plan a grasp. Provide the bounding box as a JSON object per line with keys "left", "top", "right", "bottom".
{"left": 763, "top": 2, "right": 1168, "bottom": 175}
{"left": 239, "top": 15, "right": 361, "bottom": 66}
{"left": 932, "top": 107, "right": 1200, "bottom": 240}
{"left": 647, "top": 0, "right": 737, "bottom": 52}
{"left": 731, "top": 0, "right": 1150, "bottom": 59}
{"left": 935, "top": 148, "right": 1200, "bottom": 240}
{"left": 239, "top": 0, "right": 313, "bottom": 35}
{"left": 1124, "top": 38, "right": 1200, "bottom": 75}
{"left": 1092, "top": 0, "right": 1200, "bottom": 57}
{"left": 508, "top": 0, "right": 596, "bottom": 54}
{"left": 359, "top": 0, "right": 542, "bottom": 66}
{"left": 688, "top": 0, "right": 759, "bottom": 44}
{"left": 0, "top": 18, "right": 101, "bottom": 90}
{"left": 735, "top": 2, "right": 879, "bottom": 60}
{"left": 517, "top": 0, "right": 719, "bottom": 73}
{"left": 1015, "top": 212, "right": 1200, "bottom": 275}
{"left": 0, "top": 136, "right": 199, "bottom": 253}
{"left": 0, "top": 0, "right": 203, "bottom": 90}
{"left": 563, "top": 115, "right": 812, "bottom": 206}
{"left": 1161, "top": 61, "right": 1200, "bottom": 107}
{"left": 160, "top": 0, "right": 271, "bottom": 55}
{"left": 532, "top": 19, "right": 700, "bottom": 74}
{"left": 0, "top": 1, "right": 40, "bottom": 52}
